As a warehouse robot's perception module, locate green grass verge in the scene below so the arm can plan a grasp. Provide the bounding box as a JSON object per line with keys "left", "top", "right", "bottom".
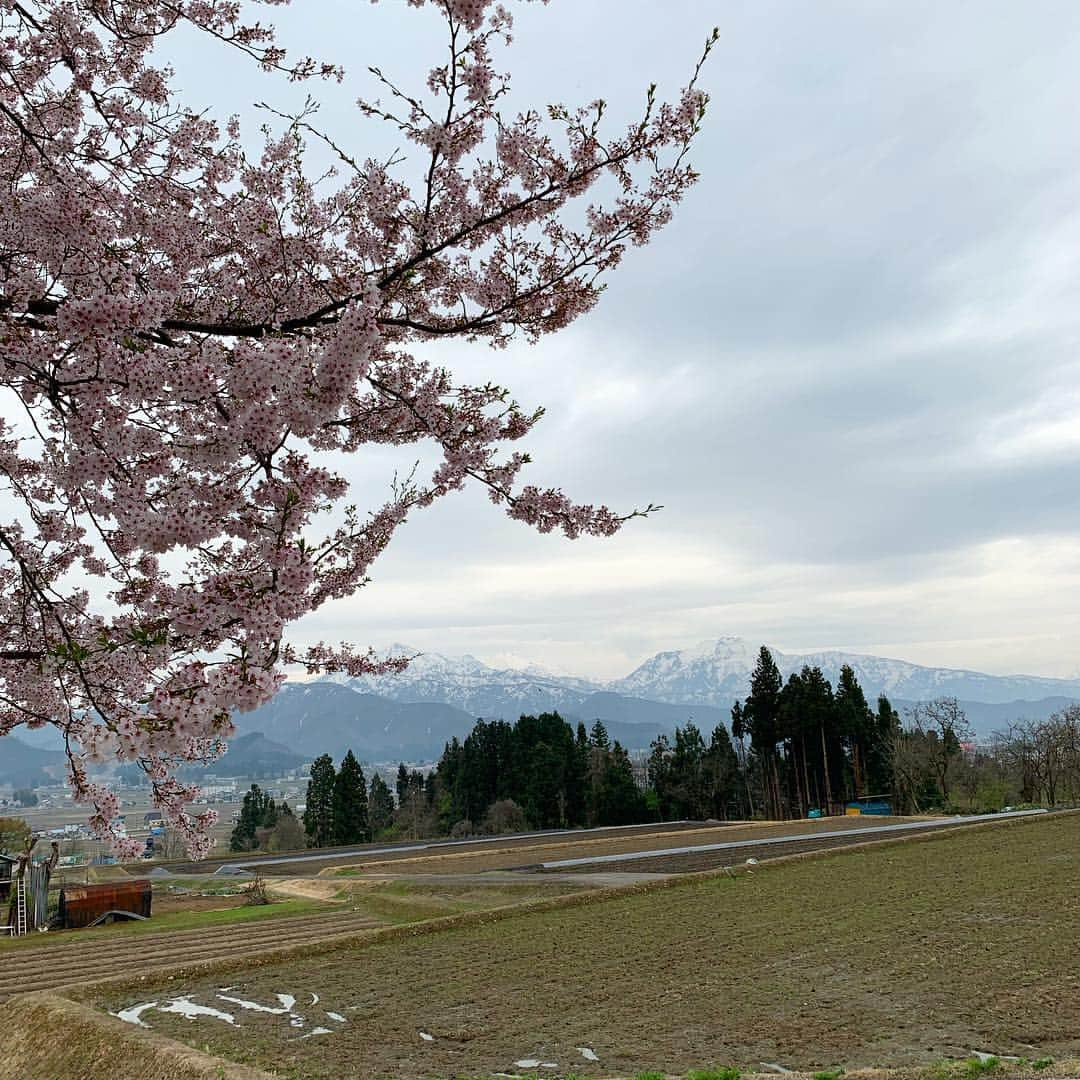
{"left": 0, "top": 898, "right": 334, "bottom": 950}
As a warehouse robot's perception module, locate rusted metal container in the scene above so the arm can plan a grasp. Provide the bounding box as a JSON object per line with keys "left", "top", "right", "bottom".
{"left": 57, "top": 879, "right": 152, "bottom": 929}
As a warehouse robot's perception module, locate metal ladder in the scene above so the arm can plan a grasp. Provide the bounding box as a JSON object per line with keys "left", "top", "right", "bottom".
{"left": 14, "top": 875, "right": 27, "bottom": 936}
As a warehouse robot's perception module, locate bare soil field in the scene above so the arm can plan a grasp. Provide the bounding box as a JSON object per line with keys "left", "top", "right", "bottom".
{"left": 321, "top": 815, "right": 926, "bottom": 877}
{"left": 84, "top": 812, "right": 1080, "bottom": 1079}
{"left": 161, "top": 820, "right": 712, "bottom": 875}
{"left": 0, "top": 880, "right": 583, "bottom": 999}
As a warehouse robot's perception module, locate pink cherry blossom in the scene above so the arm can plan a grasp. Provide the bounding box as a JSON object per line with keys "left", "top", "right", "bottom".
{"left": 0, "top": 0, "right": 714, "bottom": 855}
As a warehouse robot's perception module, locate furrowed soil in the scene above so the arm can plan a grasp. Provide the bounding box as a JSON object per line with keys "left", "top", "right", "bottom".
{"left": 0, "top": 880, "right": 583, "bottom": 999}
{"left": 321, "top": 815, "right": 926, "bottom": 877}
{"left": 84, "top": 812, "right": 1080, "bottom": 1079}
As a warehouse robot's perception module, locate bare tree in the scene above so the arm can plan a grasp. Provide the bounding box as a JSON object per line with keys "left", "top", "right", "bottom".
{"left": 906, "top": 698, "right": 972, "bottom": 803}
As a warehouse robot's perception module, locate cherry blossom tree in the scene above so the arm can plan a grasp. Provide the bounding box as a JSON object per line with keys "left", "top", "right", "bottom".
{"left": 0, "top": 0, "right": 714, "bottom": 857}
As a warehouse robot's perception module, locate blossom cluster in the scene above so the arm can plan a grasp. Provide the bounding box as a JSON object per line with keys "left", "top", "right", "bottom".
{"left": 0, "top": 0, "right": 711, "bottom": 855}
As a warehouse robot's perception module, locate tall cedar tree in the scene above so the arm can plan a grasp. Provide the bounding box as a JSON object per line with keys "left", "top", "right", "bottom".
{"left": 596, "top": 741, "right": 646, "bottom": 825}
{"left": 705, "top": 724, "right": 742, "bottom": 819}
{"left": 742, "top": 647, "right": 784, "bottom": 818}
{"left": 303, "top": 754, "right": 336, "bottom": 847}
{"left": 332, "top": 750, "right": 369, "bottom": 844}
{"left": 369, "top": 773, "right": 396, "bottom": 837}
{"left": 835, "top": 664, "right": 874, "bottom": 797}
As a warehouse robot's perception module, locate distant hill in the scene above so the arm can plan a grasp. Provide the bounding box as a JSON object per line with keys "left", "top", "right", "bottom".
{"left": 181, "top": 732, "right": 303, "bottom": 779}
{"left": 0, "top": 737, "right": 65, "bottom": 787}
{"left": 235, "top": 683, "right": 674, "bottom": 761}
{"left": 559, "top": 691, "right": 730, "bottom": 746}
{"left": 236, "top": 683, "right": 490, "bottom": 762}
{"left": 892, "top": 696, "right": 1079, "bottom": 736}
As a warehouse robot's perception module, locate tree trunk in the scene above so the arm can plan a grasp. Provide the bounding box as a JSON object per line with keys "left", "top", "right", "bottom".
{"left": 820, "top": 723, "right": 834, "bottom": 813}
{"left": 801, "top": 736, "right": 812, "bottom": 811}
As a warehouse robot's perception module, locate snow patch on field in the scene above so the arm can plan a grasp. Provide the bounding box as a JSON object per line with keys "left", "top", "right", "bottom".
{"left": 216, "top": 991, "right": 296, "bottom": 1014}
{"left": 112, "top": 1001, "right": 158, "bottom": 1027}
{"left": 113, "top": 988, "right": 347, "bottom": 1039}
{"left": 158, "top": 996, "right": 236, "bottom": 1025}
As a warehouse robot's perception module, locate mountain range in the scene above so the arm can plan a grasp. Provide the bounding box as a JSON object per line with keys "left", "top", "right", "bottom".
{"left": 8, "top": 637, "right": 1080, "bottom": 778}
{"left": 234, "top": 636, "right": 1079, "bottom": 762}
{"left": 335, "top": 636, "right": 1080, "bottom": 714}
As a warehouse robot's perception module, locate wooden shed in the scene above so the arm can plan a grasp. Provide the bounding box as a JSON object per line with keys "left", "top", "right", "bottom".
{"left": 57, "top": 879, "right": 152, "bottom": 929}
{"left": 0, "top": 852, "right": 16, "bottom": 904}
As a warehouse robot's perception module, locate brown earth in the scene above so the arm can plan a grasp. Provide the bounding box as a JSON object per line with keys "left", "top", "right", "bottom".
{"left": 0, "top": 880, "right": 583, "bottom": 1001}
{"left": 5, "top": 992, "right": 1080, "bottom": 1080}
{"left": 321, "top": 814, "right": 925, "bottom": 877}
{"left": 83, "top": 812, "right": 1080, "bottom": 1080}
{"left": 151, "top": 890, "right": 249, "bottom": 915}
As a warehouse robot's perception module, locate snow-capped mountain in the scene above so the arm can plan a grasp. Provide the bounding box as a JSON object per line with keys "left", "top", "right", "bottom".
{"left": 329, "top": 643, "right": 602, "bottom": 717}
{"left": 612, "top": 637, "right": 1080, "bottom": 708}
{"left": 314, "top": 636, "right": 1080, "bottom": 741}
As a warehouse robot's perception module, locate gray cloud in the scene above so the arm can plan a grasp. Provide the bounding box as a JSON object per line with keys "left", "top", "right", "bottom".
{"left": 160, "top": 0, "right": 1080, "bottom": 679}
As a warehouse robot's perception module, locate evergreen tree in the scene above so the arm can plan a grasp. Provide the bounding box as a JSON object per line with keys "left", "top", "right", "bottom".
{"left": 596, "top": 741, "right": 646, "bottom": 825}
{"left": 396, "top": 762, "right": 409, "bottom": 807}
{"left": 867, "top": 695, "right": 901, "bottom": 794}
{"left": 704, "top": 723, "right": 741, "bottom": 819}
{"left": 670, "top": 721, "right": 708, "bottom": 817}
{"left": 565, "top": 723, "right": 589, "bottom": 826}
{"left": 835, "top": 664, "right": 874, "bottom": 797}
{"left": 303, "top": 753, "right": 336, "bottom": 847}
{"left": 741, "top": 646, "right": 784, "bottom": 818}
{"left": 646, "top": 734, "right": 673, "bottom": 817}
{"left": 332, "top": 750, "right": 369, "bottom": 844}
{"left": 801, "top": 665, "right": 837, "bottom": 813}
{"left": 369, "top": 773, "right": 396, "bottom": 837}
{"left": 730, "top": 700, "right": 756, "bottom": 817}
{"left": 230, "top": 783, "right": 273, "bottom": 851}
{"left": 589, "top": 719, "right": 610, "bottom": 751}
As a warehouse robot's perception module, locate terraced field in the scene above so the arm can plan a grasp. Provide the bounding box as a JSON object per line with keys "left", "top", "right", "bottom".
{"left": 161, "top": 820, "right": 709, "bottom": 876}
{"left": 82, "top": 811, "right": 1080, "bottom": 1079}
{"left": 0, "top": 879, "right": 583, "bottom": 1001}
{"left": 0, "top": 907, "right": 382, "bottom": 1000}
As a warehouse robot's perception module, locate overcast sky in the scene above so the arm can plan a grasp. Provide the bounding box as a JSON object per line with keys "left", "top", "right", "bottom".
{"left": 166, "top": 0, "right": 1080, "bottom": 681}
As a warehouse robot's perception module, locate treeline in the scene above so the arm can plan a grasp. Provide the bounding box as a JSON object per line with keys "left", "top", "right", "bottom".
{"left": 934, "top": 707, "right": 1080, "bottom": 813}
{"left": 229, "top": 784, "right": 304, "bottom": 851}
{"left": 230, "top": 646, "right": 1080, "bottom": 854}
{"left": 301, "top": 750, "right": 396, "bottom": 847}
{"left": 434, "top": 714, "right": 645, "bottom": 832}
{"left": 732, "top": 647, "right": 900, "bottom": 818}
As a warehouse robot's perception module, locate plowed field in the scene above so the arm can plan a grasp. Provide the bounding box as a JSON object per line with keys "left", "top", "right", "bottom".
{"left": 85, "top": 811, "right": 1080, "bottom": 1079}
